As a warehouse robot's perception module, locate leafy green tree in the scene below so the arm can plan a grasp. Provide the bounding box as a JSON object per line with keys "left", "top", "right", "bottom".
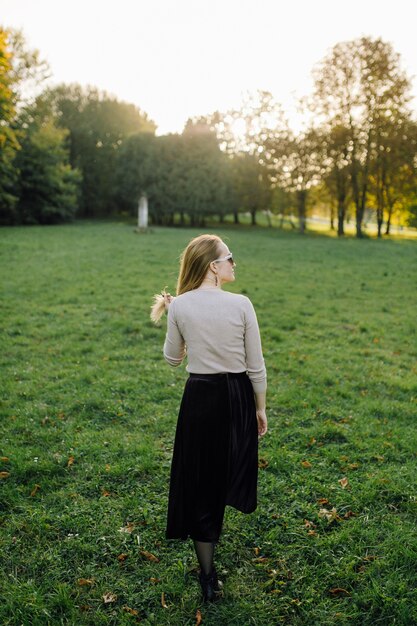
{"left": 43, "top": 84, "right": 156, "bottom": 216}
{"left": 230, "top": 153, "right": 270, "bottom": 226}
{"left": 0, "top": 27, "right": 20, "bottom": 223}
{"left": 14, "top": 102, "right": 81, "bottom": 223}
{"left": 312, "top": 36, "right": 413, "bottom": 237}
{"left": 267, "top": 127, "right": 324, "bottom": 233}
{"left": 319, "top": 124, "right": 351, "bottom": 236}
{"left": 114, "top": 121, "right": 234, "bottom": 226}
{"left": 368, "top": 114, "right": 417, "bottom": 235}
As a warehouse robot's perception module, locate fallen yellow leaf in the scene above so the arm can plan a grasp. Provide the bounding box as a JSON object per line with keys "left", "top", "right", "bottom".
{"left": 338, "top": 477, "right": 349, "bottom": 489}
{"left": 196, "top": 608, "right": 203, "bottom": 625}
{"left": 161, "top": 592, "right": 168, "bottom": 608}
{"left": 30, "top": 484, "right": 41, "bottom": 497}
{"left": 329, "top": 587, "right": 351, "bottom": 596}
{"left": 301, "top": 460, "right": 312, "bottom": 468}
{"left": 140, "top": 550, "right": 160, "bottom": 563}
{"left": 122, "top": 605, "right": 139, "bottom": 616}
{"left": 77, "top": 578, "right": 95, "bottom": 586}
{"left": 317, "top": 498, "right": 329, "bottom": 505}
{"left": 0, "top": 472, "right": 10, "bottom": 479}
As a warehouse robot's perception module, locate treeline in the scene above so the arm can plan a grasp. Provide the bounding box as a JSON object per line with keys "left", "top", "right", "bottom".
{"left": 1, "top": 28, "right": 417, "bottom": 236}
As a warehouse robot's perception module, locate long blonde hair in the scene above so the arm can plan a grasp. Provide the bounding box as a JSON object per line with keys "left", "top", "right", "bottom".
{"left": 150, "top": 234, "right": 222, "bottom": 324}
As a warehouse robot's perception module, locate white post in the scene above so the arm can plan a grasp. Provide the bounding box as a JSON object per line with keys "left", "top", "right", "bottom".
{"left": 138, "top": 194, "right": 148, "bottom": 231}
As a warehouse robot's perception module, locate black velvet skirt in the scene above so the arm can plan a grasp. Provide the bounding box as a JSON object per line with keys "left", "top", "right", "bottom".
{"left": 165, "top": 371, "right": 258, "bottom": 543}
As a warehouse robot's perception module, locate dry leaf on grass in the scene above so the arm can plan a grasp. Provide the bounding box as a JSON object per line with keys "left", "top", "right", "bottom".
{"left": 119, "top": 522, "right": 135, "bottom": 533}
{"left": 30, "top": 484, "right": 41, "bottom": 496}
{"left": 117, "top": 553, "right": 128, "bottom": 562}
{"left": 329, "top": 587, "right": 351, "bottom": 596}
{"left": 141, "top": 550, "right": 160, "bottom": 562}
{"left": 67, "top": 456, "right": 75, "bottom": 467}
{"left": 0, "top": 472, "right": 10, "bottom": 479}
{"left": 102, "top": 592, "right": 117, "bottom": 604}
{"left": 301, "top": 460, "right": 312, "bottom": 468}
{"left": 317, "top": 498, "right": 329, "bottom": 505}
{"left": 77, "top": 578, "right": 95, "bottom": 586}
{"left": 258, "top": 458, "right": 269, "bottom": 468}
{"left": 318, "top": 507, "right": 341, "bottom": 522}
{"left": 338, "top": 477, "right": 349, "bottom": 489}
{"left": 161, "top": 592, "right": 168, "bottom": 608}
{"left": 0, "top": 457, "right": 10, "bottom": 462}
{"left": 195, "top": 608, "right": 203, "bottom": 625}
{"left": 122, "top": 605, "right": 140, "bottom": 616}
{"left": 150, "top": 577, "right": 161, "bottom": 584}
{"left": 303, "top": 519, "right": 316, "bottom": 528}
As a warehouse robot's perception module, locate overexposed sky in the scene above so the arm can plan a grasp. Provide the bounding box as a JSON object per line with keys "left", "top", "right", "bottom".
{"left": 1, "top": 0, "right": 416, "bottom": 134}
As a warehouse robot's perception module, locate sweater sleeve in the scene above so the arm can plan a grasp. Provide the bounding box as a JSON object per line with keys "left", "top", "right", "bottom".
{"left": 243, "top": 297, "right": 267, "bottom": 393}
{"left": 163, "top": 299, "right": 186, "bottom": 367}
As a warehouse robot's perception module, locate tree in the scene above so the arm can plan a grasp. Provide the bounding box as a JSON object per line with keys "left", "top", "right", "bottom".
{"left": 311, "top": 36, "right": 413, "bottom": 237}
{"left": 230, "top": 153, "right": 270, "bottom": 226}
{"left": 14, "top": 100, "right": 81, "bottom": 223}
{"left": 267, "top": 127, "right": 324, "bottom": 233}
{"left": 43, "top": 84, "right": 156, "bottom": 216}
{"left": 368, "top": 114, "right": 417, "bottom": 235}
{"left": 320, "top": 124, "right": 351, "bottom": 236}
{"left": 188, "top": 92, "right": 287, "bottom": 225}
{"left": 6, "top": 28, "right": 50, "bottom": 107}
{"left": 0, "top": 27, "right": 20, "bottom": 223}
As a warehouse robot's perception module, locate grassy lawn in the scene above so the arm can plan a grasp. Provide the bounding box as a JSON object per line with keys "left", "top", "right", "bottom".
{"left": 1, "top": 221, "right": 416, "bottom": 625}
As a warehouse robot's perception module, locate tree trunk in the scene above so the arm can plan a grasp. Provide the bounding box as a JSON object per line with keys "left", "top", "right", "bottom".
{"left": 251, "top": 208, "right": 257, "bottom": 226}
{"left": 385, "top": 207, "right": 393, "bottom": 235}
{"left": 265, "top": 210, "right": 272, "bottom": 227}
{"left": 355, "top": 208, "right": 363, "bottom": 237}
{"left": 337, "top": 200, "right": 345, "bottom": 236}
{"left": 233, "top": 211, "right": 239, "bottom": 224}
{"left": 376, "top": 208, "right": 383, "bottom": 238}
{"left": 330, "top": 205, "right": 335, "bottom": 231}
{"left": 219, "top": 213, "right": 224, "bottom": 223}
{"left": 296, "top": 190, "right": 307, "bottom": 234}
{"left": 180, "top": 211, "right": 185, "bottom": 226}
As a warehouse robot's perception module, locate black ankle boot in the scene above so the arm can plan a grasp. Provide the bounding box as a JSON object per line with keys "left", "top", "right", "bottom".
{"left": 199, "top": 567, "right": 223, "bottom": 602}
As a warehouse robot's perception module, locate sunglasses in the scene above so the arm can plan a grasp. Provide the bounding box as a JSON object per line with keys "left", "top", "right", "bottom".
{"left": 214, "top": 252, "right": 234, "bottom": 264}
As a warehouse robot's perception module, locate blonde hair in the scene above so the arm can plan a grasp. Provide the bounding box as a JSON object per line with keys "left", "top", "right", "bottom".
{"left": 150, "top": 234, "right": 223, "bottom": 324}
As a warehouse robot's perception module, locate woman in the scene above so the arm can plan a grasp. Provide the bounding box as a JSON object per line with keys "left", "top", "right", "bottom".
{"left": 151, "top": 234, "right": 267, "bottom": 603}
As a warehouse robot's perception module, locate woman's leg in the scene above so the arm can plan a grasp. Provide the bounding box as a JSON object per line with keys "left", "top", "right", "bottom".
{"left": 193, "top": 539, "right": 215, "bottom": 575}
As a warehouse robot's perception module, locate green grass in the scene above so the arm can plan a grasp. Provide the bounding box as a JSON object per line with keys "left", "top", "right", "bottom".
{"left": 1, "top": 221, "right": 416, "bottom": 625}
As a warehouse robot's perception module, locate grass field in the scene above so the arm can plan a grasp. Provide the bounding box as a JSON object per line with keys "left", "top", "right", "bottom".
{"left": 1, "top": 222, "right": 416, "bottom": 625}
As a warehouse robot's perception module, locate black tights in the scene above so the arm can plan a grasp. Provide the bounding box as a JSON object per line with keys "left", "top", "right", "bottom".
{"left": 193, "top": 539, "right": 216, "bottom": 576}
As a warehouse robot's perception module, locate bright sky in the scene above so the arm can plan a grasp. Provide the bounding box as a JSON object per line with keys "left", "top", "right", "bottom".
{"left": 1, "top": 0, "right": 416, "bottom": 134}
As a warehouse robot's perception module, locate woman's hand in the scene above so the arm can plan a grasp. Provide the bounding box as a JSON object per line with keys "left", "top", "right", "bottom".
{"left": 256, "top": 409, "right": 268, "bottom": 437}
{"left": 162, "top": 292, "right": 175, "bottom": 312}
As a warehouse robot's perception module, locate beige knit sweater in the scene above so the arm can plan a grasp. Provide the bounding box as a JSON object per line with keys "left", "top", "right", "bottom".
{"left": 163, "top": 288, "right": 267, "bottom": 393}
